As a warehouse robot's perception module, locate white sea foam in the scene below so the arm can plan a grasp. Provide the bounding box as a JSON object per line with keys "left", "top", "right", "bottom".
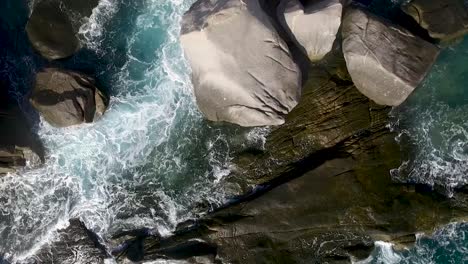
{"left": 354, "top": 241, "right": 402, "bottom": 264}
{"left": 78, "top": 0, "right": 118, "bottom": 51}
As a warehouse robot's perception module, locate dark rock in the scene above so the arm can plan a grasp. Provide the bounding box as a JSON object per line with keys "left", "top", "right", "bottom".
{"left": 403, "top": 0, "right": 468, "bottom": 43}
{"left": 25, "top": 219, "right": 109, "bottom": 264}
{"left": 26, "top": 0, "right": 99, "bottom": 60}
{"left": 342, "top": 6, "right": 439, "bottom": 106}
{"left": 29, "top": 68, "right": 108, "bottom": 127}
{"left": 0, "top": 83, "right": 44, "bottom": 174}
{"left": 116, "top": 49, "right": 468, "bottom": 264}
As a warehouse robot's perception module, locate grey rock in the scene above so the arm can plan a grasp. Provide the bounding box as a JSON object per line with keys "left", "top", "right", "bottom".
{"left": 278, "top": 0, "right": 343, "bottom": 61}
{"left": 26, "top": 0, "right": 99, "bottom": 60}
{"left": 30, "top": 68, "right": 108, "bottom": 127}
{"left": 180, "top": 0, "right": 301, "bottom": 127}
{"left": 25, "top": 219, "right": 109, "bottom": 264}
{"left": 403, "top": 0, "right": 468, "bottom": 42}
{"left": 342, "top": 7, "right": 440, "bottom": 106}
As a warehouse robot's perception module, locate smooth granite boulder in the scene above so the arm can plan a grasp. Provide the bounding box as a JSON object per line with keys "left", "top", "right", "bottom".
{"left": 26, "top": 0, "right": 99, "bottom": 60}
{"left": 25, "top": 219, "right": 109, "bottom": 264}
{"left": 30, "top": 68, "right": 108, "bottom": 127}
{"left": 278, "top": 0, "right": 342, "bottom": 61}
{"left": 342, "top": 7, "right": 439, "bottom": 106}
{"left": 180, "top": 0, "right": 301, "bottom": 127}
{"left": 403, "top": 0, "right": 468, "bottom": 42}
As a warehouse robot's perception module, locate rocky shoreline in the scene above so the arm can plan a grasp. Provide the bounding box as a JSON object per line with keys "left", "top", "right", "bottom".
{"left": 0, "top": 0, "right": 467, "bottom": 263}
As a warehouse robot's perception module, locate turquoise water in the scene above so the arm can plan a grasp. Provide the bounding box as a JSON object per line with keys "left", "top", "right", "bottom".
{"left": 0, "top": 0, "right": 467, "bottom": 263}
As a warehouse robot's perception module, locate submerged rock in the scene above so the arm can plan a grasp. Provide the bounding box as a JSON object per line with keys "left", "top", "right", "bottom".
{"left": 30, "top": 68, "right": 108, "bottom": 127}
{"left": 342, "top": 6, "right": 439, "bottom": 106}
{"left": 403, "top": 0, "right": 468, "bottom": 42}
{"left": 278, "top": 0, "right": 342, "bottom": 61}
{"left": 25, "top": 219, "right": 109, "bottom": 264}
{"left": 26, "top": 0, "right": 99, "bottom": 60}
{"left": 180, "top": 0, "right": 301, "bottom": 127}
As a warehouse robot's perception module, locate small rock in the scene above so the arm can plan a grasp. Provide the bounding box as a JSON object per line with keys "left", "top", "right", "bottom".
{"left": 30, "top": 68, "right": 108, "bottom": 127}
{"left": 342, "top": 6, "right": 439, "bottom": 106}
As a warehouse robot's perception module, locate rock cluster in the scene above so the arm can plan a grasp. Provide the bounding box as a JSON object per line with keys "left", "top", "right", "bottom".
{"left": 179, "top": 0, "right": 458, "bottom": 126}
{"left": 180, "top": 0, "right": 301, "bottom": 126}
{"left": 116, "top": 49, "right": 468, "bottom": 264}
{"left": 2, "top": 1, "right": 108, "bottom": 172}
{"left": 110, "top": 0, "right": 468, "bottom": 263}
{"left": 3, "top": 0, "right": 467, "bottom": 263}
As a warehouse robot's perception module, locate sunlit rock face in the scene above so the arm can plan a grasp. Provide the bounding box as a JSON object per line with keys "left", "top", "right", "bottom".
{"left": 278, "top": 0, "right": 343, "bottom": 62}
{"left": 180, "top": 0, "right": 301, "bottom": 127}
{"left": 342, "top": 6, "right": 440, "bottom": 106}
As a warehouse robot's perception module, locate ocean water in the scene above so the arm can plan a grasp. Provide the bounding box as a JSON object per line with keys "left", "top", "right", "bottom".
{"left": 0, "top": 0, "right": 466, "bottom": 263}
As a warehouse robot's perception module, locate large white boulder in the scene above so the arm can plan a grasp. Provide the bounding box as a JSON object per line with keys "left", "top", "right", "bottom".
{"left": 278, "top": 0, "right": 343, "bottom": 62}
{"left": 180, "top": 0, "right": 301, "bottom": 127}
{"left": 342, "top": 7, "right": 440, "bottom": 106}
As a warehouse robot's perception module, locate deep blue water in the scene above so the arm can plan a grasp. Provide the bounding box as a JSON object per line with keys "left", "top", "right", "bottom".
{"left": 0, "top": 0, "right": 467, "bottom": 263}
